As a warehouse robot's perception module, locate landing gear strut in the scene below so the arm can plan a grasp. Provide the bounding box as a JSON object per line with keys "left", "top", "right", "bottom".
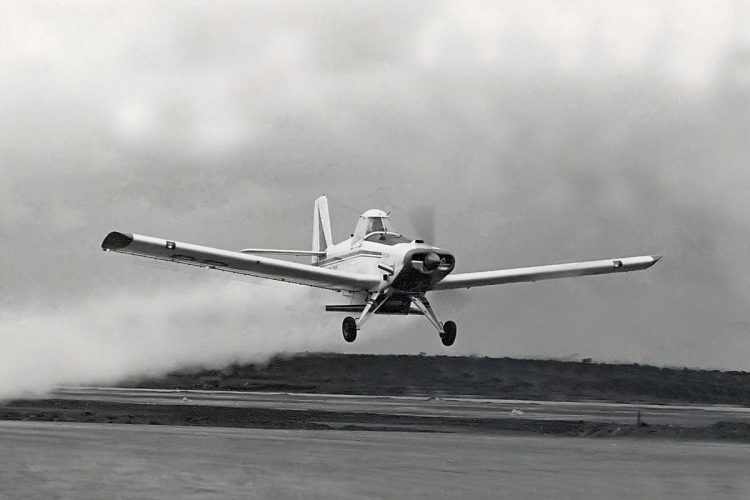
{"left": 411, "top": 295, "right": 458, "bottom": 347}
{"left": 341, "top": 292, "right": 391, "bottom": 343}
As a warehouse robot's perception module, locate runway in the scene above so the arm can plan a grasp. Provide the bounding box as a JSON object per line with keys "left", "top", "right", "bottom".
{"left": 6, "top": 389, "right": 750, "bottom": 497}
{"left": 50, "top": 387, "right": 750, "bottom": 428}
{"left": 2, "top": 420, "right": 749, "bottom": 499}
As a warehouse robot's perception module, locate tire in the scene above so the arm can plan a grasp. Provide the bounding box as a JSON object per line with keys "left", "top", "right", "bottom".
{"left": 342, "top": 316, "right": 357, "bottom": 343}
{"left": 440, "top": 320, "right": 457, "bottom": 347}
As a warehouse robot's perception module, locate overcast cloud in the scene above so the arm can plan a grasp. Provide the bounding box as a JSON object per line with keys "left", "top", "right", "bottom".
{"left": 1, "top": 1, "right": 750, "bottom": 395}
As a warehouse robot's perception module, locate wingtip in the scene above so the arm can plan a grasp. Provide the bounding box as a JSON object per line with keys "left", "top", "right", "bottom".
{"left": 101, "top": 231, "right": 133, "bottom": 251}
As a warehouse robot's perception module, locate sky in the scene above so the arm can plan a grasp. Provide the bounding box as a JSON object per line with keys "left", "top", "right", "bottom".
{"left": 2, "top": 1, "right": 750, "bottom": 396}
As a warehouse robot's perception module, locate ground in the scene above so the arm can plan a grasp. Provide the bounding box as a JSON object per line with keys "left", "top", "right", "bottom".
{"left": 3, "top": 353, "right": 750, "bottom": 442}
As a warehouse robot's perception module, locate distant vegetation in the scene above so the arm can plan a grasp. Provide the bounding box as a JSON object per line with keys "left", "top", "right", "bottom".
{"left": 125, "top": 354, "right": 750, "bottom": 405}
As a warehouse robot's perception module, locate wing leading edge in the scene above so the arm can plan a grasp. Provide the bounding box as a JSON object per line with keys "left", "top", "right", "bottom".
{"left": 101, "top": 231, "right": 381, "bottom": 292}
{"left": 432, "top": 255, "right": 661, "bottom": 291}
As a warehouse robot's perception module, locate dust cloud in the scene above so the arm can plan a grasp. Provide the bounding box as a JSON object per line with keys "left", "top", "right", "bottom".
{"left": 0, "top": 277, "right": 372, "bottom": 399}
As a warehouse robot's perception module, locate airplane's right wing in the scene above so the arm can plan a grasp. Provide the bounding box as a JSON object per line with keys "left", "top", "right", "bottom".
{"left": 432, "top": 255, "right": 661, "bottom": 291}
{"left": 101, "top": 231, "right": 381, "bottom": 292}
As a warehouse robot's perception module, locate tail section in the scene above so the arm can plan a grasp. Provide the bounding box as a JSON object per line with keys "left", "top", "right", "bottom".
{"left": 312, "top": 195, "right": 333, "bottom": 264}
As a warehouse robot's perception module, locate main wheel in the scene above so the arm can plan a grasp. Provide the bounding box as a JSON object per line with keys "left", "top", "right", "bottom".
{"left": 342, "top": 316, "right": 357, "bottom": 343}
{"left": 440, "top": 320, "right": 457, "bottom": 347}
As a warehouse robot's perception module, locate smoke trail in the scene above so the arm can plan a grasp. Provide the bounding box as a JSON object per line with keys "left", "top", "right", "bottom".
{"left": 0, "top": 278, "right": 371, "bottom": 399}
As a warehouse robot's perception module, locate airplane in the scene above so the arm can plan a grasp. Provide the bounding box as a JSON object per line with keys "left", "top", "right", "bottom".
{"left": 101, "top": 195, "right": 660, "bottom": 347}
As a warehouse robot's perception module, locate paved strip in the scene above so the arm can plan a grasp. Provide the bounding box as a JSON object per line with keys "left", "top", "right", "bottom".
{"left": 45, "top": 387, "right": 750, "bottom": 427}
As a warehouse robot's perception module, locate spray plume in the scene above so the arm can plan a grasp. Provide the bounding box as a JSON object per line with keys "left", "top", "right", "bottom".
{"left": 0, "top": 277, "right": 372, "bottom": 399}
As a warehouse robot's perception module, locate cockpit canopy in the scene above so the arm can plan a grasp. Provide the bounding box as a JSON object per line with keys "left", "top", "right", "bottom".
{"left": 352, "top": 209, "right": 410, "bottom": 245}
{"left": 353, "top": 209, "right": 392, "bottom": 240}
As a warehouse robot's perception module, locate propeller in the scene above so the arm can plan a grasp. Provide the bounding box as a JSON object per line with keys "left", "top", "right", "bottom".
{"left": 422, "top": 252, "right": 442, "bottom": 271}
{"left": 408, "top": 205, "right": 436, "bottom": 244}
{"left": 408, "top": 204, "right": 471, "bottom": 308}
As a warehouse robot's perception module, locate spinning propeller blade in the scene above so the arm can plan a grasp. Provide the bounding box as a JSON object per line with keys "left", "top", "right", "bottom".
{"left": 409, "top": 205, "right": 436, "bottom": 244}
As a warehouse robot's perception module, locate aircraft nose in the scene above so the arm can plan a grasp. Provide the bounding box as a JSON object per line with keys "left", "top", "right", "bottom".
{"left": 423, "top": 252, "right": 441, "bottom": 271}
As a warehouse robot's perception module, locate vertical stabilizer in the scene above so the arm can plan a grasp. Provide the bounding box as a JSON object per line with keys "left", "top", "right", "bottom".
{"left": 312, "top": 195, "right": 333, "bottom": 264}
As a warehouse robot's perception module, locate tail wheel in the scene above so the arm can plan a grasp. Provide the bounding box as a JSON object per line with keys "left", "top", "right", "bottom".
{"left": 342, "top": 316, "right": 357, "bottom": 343}
{"left": 440, "top": 320, "right": 457, "bottom": 347}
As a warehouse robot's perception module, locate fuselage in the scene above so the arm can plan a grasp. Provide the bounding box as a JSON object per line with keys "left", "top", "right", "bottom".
{"left": 319, "top": 233, "right": 455, "bottom": 306}
{"left": 313, "top": 208, "right": 455, "bottom": 312}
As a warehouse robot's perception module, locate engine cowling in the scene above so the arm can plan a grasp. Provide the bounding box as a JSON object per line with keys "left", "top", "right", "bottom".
{"left": 391, "top": 249, "right": 455, "bottom": 291}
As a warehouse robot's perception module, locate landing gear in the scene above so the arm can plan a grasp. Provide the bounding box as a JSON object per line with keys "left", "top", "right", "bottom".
{"left": 342, "top": 316, "right": 357, "bottom": 342}
{"left": 338, "top": 292, "right": 457, "bottom": 346}
{"left": 341, "top": 292, "right": 391, "bottom": 343}
{"left": 440, "top": 320, "right": 457, "bottom": 346}
{"left": 410, "top": 295, "right": 458, "bottom": 347}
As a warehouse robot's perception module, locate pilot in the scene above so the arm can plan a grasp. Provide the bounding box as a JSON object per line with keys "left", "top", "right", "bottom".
{"left": 353, "top": 209, "right": 392, "bottom": 241}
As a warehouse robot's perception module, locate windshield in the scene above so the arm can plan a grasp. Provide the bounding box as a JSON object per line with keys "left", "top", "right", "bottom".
{"left": 368, "top": 218, "right": 387, "bottom": 233}
{"left": 364, "top": 232, "right": 411, "bottom": 245}
{"left": 354, "top": 216, "right": 393, "bottom": 240}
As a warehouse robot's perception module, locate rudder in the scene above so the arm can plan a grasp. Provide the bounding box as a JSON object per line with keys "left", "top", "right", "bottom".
{"left": 312, "top": 195, "right": 333, "bottom": 264}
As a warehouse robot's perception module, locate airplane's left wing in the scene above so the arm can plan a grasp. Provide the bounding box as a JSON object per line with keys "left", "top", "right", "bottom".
{"left": 432, "top": 255, "right": 661, "bottom": 291}
{"left": 101, "top": 231, "right": 381, "bottom": 292}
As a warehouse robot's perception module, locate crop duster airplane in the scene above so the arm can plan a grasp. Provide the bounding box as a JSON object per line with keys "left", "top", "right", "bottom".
{"left": 101, "top": 196, "right": 660, "bottom": 347}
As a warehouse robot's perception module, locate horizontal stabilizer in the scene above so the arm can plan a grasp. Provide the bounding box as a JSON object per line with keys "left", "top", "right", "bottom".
{"left": 240, "top": 248, "right": 326, "bottom": 257}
